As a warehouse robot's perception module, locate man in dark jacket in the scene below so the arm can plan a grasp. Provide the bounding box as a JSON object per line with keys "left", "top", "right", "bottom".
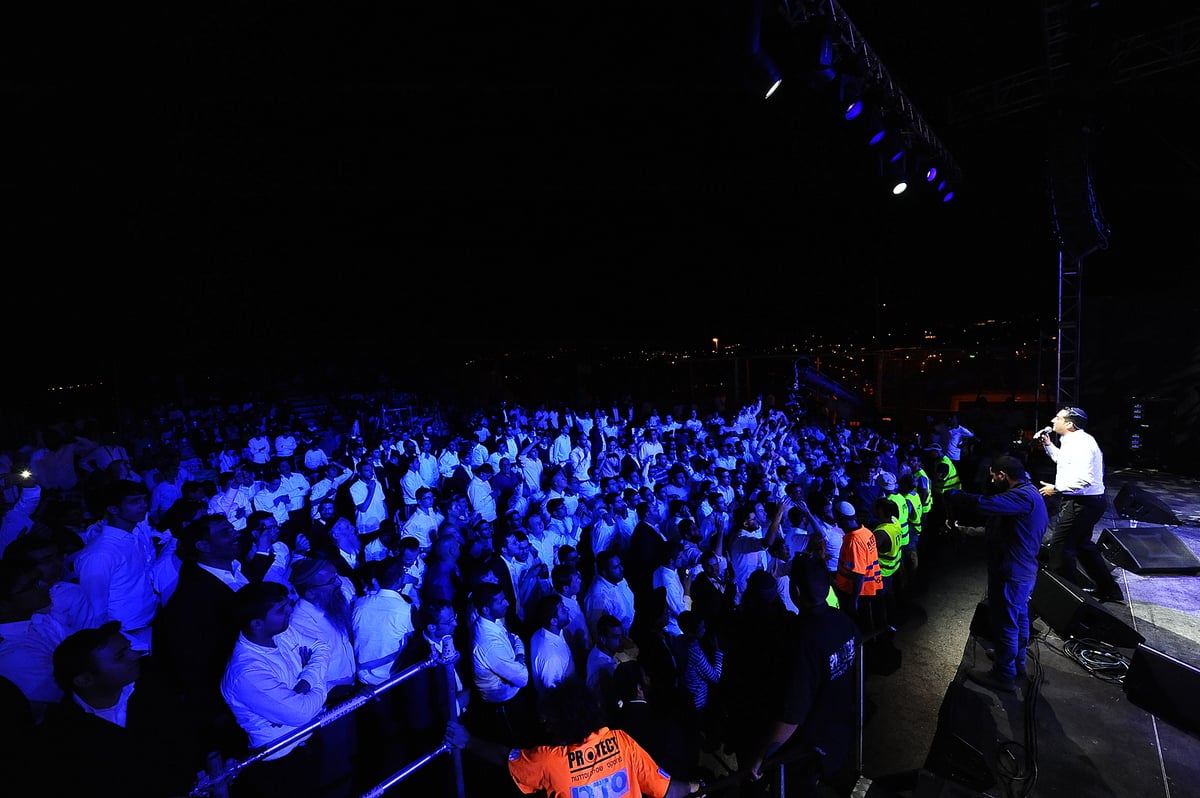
{"left": 946, "top": 454, "right": 1048, "bottom": 693}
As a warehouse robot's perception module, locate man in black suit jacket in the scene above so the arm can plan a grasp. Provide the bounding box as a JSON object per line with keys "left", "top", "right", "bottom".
{"left": 689, "top": 550, "right": 735, "bottom": 637}
{"left": 383, "top": 599, "right": 469, "bottom": 793}
{"left": 36, "top": 621, "right": 225, "bottom": 798}
{"left": 303, "top": 515, "right": 370, "bottom": 594}
{"left": 151, "top": 514, "right": 272, "bottom": 759}
{"left": 626, "top": 500, "right": 672, "bottom": 606}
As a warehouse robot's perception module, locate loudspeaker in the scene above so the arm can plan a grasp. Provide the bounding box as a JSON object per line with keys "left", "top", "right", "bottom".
{"left": 1029, "top": 568, "right": 1144, "bottom": 648}
{"left": 1098, "top": 527, "right": 1200, "bottom": 575}
{"left": 923, "top": 681, "right": 996, "bottom": 792}
{"left": 1113, "top": 484, "right": 1181, "bottom": 525}
{"left": 969, "top": 601, "right": 991, "bottom": 641}
{"left": 1123, "top": 643, "right": 1200, "bottom": 735}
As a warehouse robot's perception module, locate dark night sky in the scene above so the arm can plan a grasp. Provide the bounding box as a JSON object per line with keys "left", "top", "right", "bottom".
{"left": 7, "top": 2, "right": 1198, "bottom": 372}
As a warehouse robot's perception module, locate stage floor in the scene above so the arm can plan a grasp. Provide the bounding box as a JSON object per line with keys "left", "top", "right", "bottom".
{"left": 859, "top": 468, "right": 1200, "bottom": 798}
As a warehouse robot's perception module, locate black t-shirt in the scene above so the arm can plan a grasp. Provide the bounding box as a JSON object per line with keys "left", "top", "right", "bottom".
{"left": 777, "top": 606, "right": 861, "bottom": 775}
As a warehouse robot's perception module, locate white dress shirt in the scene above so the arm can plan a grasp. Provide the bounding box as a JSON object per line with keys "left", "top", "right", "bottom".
{"left": 352, "top": 588, "right": 414, "bottom": 686}
{"left": 221, "top": 624, "right": 331, "bottom": 760}
{"left": 471, "top": 615, "right": 528, "bottom": 703}
{"left": 529, "top": 626, "right": 575, "bottom": 696}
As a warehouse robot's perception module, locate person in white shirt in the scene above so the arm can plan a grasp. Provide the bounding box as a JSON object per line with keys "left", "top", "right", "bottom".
{"left": 208, "top": 471, "right": 253, "bottom": 531}
{"left": 349, "top": 461, "right": 388, "bottom": 536}
{"left": 221, "top": 580, "right": 330, "bottom": 797}
{"left": 252, "top": 469, "right": 292, "bottom": 529}
{"left": 940, "top": 414, "right": 975, "bottom": 464}
{"left": 528, "top": 593, "right": 576, "bottom": 697}
{"left": 469, "top": 583, "right": 534, "bottom": 745}
{"left": 651, "top": 541, "right": 692, "bottom": 637}
{"left": 582, "top": 548, "right": 636, "bottom": 640}
{"left": 273, "top": 427, "right": 298, "bottom": 462}
{"left": 397, "top": 455, "right": 426, "bottom": 524}
{"left": 308, "top": 462, "right": 352, "bottom": 516}
{"left": 516, "top": 435, "right": 545, "bottom": 494}
{"left": 245, "top": 511, "right": 293, "bottom": 588}
{"left": 246, "top": 430, "right": 272, "bottom": 466}
{"left": 74, "top": 480, "right": 162, "bottom": 653}
{"left": 276, "top": 458, "right": 310, "bottom": 518}
{"left": 302, "top": 435, "right": 331, "bottom": 473}
{"left": 415, "top": 437, "right": 441, "bottom": 490}
{"left": 436, "top": 439, "right": 463, "bottom": 484}
{"left": 549, "top": 427, "right": 573, "bottom": 468}
{"left": 284, "top": 556, "right": 360, "bottom": 796}
{"left": 400, "top": 487, "right": 443, "bottom": 552}
{"left": 728, "top": 499, "right": 786, "bottom": 604}
{"left": 351, "top": 556, "right": 415, "bottom": 687}
{"left": 0, "top": 554, "right": 73, "bottom": 724}
{"left": 1037, "top": 406, "right": 1122, "bottom": 602}
{"left": 466, "top": 463, "right": 499, "bottom": 523}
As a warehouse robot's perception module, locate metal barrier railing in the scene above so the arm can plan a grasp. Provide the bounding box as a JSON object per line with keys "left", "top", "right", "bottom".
{"left": 191, "top": 640, "right": 463, "bottom": 798}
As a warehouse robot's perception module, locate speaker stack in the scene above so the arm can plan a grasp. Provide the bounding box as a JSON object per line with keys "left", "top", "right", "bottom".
{"left": 1098, "top": 527, "right": 1200, "bottom": 575}
{"left": 1029, "top": 568, "right": 1144, "bottom": 649}
{"left": 1123, "top": 643, "right": 1200, "bottom": 735}
{"left": 1113, "top": 483, "right": 1182, "bottom": 526}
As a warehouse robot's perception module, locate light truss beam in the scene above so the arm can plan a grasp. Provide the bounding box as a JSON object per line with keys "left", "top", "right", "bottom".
{"left": 777, "top": 0, "right": 963, "bottom": 184}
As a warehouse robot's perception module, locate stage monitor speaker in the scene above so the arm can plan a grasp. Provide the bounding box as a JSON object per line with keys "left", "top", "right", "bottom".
{"left": 1123, "top": 643, "right": 1200, "bottom": 735}
{"left": 1029, "top": 568, "right": 1144, "bottom": 649}
{"left": 1113, "top": 484, "right": 1182, "bottom": 526}
{"left": 923, "top": 681, "right": 996, "bottom": 792}
{"left": 1098, "top": 527, "right": 1200, "bottom": 575}
{"left": 969, "top": 601, "right": 991, "bottom": 641}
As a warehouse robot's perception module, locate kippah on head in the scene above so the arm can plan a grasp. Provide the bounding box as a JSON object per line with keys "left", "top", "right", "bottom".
{"left": 834, "top": 501, "right": 857, "bottom": 520}
{"left": 288, "top": 556, "right": 326, "bottom": 588}
{"left": 1064, "top": 407, "right": 1088, "bottom": 429}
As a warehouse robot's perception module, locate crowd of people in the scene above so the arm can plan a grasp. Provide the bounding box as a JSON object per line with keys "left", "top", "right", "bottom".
{"left": 0, "top": 386, "right": 1024, "bottom": 798}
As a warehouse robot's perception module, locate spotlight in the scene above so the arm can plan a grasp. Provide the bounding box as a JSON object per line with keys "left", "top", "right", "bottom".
{"left": 746, "top": 48, "right": 783, "bottom": 99}
{"left": 839, "top": 75, "right": 864, "bottom": 120}
{"left": 816, "top": 34, "right": 838, "bottom": 82}
{"left": 744, "top": 0, "right": 782, "bottom": 100}
{"left": 864, "top": 108, "right": 888, "bottom": 147}
{"left": 884, "top": 152, "right": 909, "bottom": 196}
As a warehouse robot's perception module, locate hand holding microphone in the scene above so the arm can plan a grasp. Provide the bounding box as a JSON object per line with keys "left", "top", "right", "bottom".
{"left": 1035, "top": 426, "right": 1053, "bottom": 440}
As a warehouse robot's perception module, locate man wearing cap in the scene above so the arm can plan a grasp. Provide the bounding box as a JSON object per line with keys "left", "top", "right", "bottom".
{"left": 1036, "top": 406, "right": 1122, "bottom": 602}
{"left": 831, "top": 501, "right": 883, "bottom": 635}
{"left": 945, "top": 455, "right": 1047, "bottom": 693}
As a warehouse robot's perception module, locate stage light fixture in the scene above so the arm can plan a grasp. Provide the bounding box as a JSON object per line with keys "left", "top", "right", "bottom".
{"left": 743, "top": 0, "right": 783, "bottom": 100}
{"left": 838, "top": 75, "right": 864, "bottom": 120}
{"left": 745, "top": 48, "right": 783, "bottom": 99}
{"left": 753, "top": 49, "right": 782, "bottom": 97}
{"left": 816, "top": 34, "right": 838, "bottom": 81}
{"left": 883, "top": 152, "right": 908, "bottom": 196}
{"left": 864, "top": 108, "right": 888, "bottom": 147}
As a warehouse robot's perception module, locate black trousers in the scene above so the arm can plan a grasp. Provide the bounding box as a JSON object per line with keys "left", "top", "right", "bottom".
{"left": 1046, "top": 494, "right": 1119, "bottom": 594}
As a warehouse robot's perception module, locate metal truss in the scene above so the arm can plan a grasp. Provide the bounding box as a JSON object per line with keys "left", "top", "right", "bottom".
{"left": 949, "top": 12, "right": 1200, "bottom": 127}
{"left": 1055, "top": 252, "right": 1083, "bottom": 407}
{"left": 775, "top": 0, "right": 963, "bottom": 183}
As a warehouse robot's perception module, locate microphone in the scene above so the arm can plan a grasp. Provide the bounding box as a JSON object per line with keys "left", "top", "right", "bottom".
{"left": 1035, "top": 426, "right": 1053, "bottom": 437}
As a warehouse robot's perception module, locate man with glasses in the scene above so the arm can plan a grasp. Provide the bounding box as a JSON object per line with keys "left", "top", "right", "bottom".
{"left": 1036, "top": 406, "right": 1123, "bottom": 603}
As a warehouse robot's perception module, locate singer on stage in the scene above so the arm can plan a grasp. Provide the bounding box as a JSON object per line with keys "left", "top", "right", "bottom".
{"left": 1036, "top": 406, "right": 1124, "bottom": 603}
